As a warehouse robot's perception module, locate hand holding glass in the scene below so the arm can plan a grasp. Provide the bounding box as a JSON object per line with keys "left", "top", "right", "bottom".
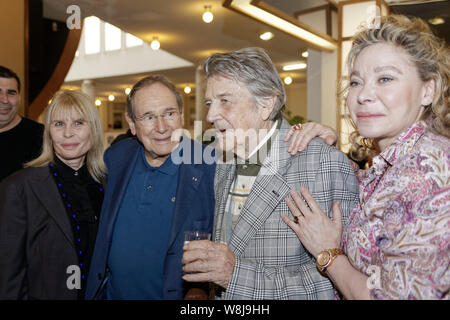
{"left": 183, "top": 231, "right": 212, "bottom": 275}
{"left": 184, "top": 231, "right": 211, "bottom": 245}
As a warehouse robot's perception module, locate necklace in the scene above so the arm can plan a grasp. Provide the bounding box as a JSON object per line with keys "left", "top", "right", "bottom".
{"left": 48, "top": 162, "right": 103, "bottom": 280}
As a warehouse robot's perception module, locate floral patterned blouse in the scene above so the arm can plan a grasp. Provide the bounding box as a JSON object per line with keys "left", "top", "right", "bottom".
{"left": 342, "top": 121, "right": 450, "bottom": 300}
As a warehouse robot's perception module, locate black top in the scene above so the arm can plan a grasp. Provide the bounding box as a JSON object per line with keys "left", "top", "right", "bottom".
{"left": 0, "top": 117, "right": 44, "bottom": 181}
{"left": 110, "top": 129, "right": 134, "bottom": 146}
{"left": 50, "top": 156, "right": 104, "bottom": 299}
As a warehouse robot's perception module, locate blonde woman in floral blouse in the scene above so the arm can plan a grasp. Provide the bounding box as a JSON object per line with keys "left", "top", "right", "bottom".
{"left": 282, "top": 15, "right": 449, "bottom": 299}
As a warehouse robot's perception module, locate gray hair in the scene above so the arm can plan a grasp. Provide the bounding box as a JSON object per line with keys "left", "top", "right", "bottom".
{"left": 127, "top": 74, "right": 183, "bottom": 121}
{"left": 204, "top": 47, "right": 286, "bottom": 120}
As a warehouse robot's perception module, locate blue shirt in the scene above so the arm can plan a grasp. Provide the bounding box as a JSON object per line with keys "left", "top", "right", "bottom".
{"left": 106, "top": 146, "right": 179, "bottom": 299}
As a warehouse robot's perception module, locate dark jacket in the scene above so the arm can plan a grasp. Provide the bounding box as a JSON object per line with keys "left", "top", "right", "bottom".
{"left": 0, "top": 167, "right": 79, "bottom": 299}
{"left": 85, "top": 137, "right": 216, "bottom": 300}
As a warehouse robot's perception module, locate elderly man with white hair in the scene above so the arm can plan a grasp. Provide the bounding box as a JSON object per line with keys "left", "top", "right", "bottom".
{"left": 182, "top": 47, "right": 359, "bottom": 300}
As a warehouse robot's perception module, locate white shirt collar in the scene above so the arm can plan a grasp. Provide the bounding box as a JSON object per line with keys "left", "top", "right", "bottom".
{"left": 247, "top": 120, "right": 278, "bottom": 160}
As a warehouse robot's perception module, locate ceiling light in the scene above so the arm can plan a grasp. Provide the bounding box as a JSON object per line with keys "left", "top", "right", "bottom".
{"left": 284, "top": 76, "right": 292, "bottom": 85}
{"left": 108, "top": 95, "right": 115, "bottom": 102}
{"left": 95, "top": 99, "right": 101, "bottom": 106}
{"left": 202, "top": 5, "right": 214, "bottom": 23}
{"left": 184, "top": 86, "right": 192, "bottom": 94}
{"left": 125, "top": 87, "right": 131, "bottom": 95}
{"left": 260, "top": 32, "right": 274, "bottom": 41}
{"left": 224, "top": 0, "right": 336, "bottom": 51}
{"left": 151, "top": 37, "right": 160, "bottom": 50}
{"left": 428, "top": 17, "right": 444, "bottom": 25}
{"left": 301, "top": 51, "right": 308, "bottom": 58}
{"left": 283, "top": 63, "right": 307, "bottom": 71}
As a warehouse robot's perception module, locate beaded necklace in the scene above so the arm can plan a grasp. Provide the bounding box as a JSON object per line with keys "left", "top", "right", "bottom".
{"left": 48, "top": 162, "right": 103, "bottom": 281}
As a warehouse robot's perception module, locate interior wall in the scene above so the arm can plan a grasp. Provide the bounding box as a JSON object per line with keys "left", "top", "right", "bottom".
{"left": 0, "top": 0, "right": 26, "bottom": 115}
{"left": 285, "top": 82, "right": 307, "bottom": 122}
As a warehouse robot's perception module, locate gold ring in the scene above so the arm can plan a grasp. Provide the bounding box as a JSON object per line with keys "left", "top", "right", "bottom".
{"left": 293, "top": 123, "right": 302, "bottom": 131}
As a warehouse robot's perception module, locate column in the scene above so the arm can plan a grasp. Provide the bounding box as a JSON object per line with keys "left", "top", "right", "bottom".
{"left": 297, "top": 3, "right": 339, "bottom": 130}
{"left": 306, "top": 49, "right": 322, "bottom": 124}
{"left": 81, "top": 79, "right": 96, "bottom": 100}
{"left": 81, "top": 79, "right": 107, "bottom": 134}
{"left": 195, "top": 64, "right": 206, "bottom": 141}
{"left": 306, "top": 49, "right": 338, "bottom": 130}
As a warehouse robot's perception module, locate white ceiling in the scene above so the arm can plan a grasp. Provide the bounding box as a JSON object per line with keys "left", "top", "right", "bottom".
{"left": 42, "top": 0, "right": 448, "bottom": 101}
{"left": 43, "top": 0, "right": 326, "bottom": 100}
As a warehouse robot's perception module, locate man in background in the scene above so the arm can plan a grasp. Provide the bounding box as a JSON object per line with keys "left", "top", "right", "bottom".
{"left": 0, "top": 66, "right": 43, "bottom": 181}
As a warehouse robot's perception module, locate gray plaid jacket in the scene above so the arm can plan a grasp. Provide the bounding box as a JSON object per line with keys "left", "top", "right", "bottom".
{"left": 213, "top": 119, "right": 359, "bottom": 300}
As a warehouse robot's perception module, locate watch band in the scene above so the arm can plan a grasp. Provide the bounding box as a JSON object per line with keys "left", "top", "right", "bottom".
{"left": 317, "top": 248, "right": 345, "bottom": 275}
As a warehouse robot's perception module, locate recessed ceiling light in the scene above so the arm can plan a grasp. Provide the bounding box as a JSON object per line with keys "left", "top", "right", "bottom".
{"left": 184, "top": 86, "right": 192, "bottom": 94}
{"left": 125, "top": 87, "right": 131, "bottom": 95}
{"left": 284, "top": 76, "right": 292, "bottom": 85}
{"left": 95, "top": 99, "right": 101, "bottom": 106}
{"left": 151, "top": 37, "right": 160, "bottom": 50}
{"left": 428, "top": 17, "right": 444, "bottom": 25}
{"left": 202, "top": 5, "right": 214, "bottom": 23}
{"left": 260, "top": 32, "right": 274, "bottom": 41}
{"left": 301, "top": 51, "right": 308, "bottom": 58}
{"left": 283, "top": 63, "right": 307, "bottom": 71}
{"left": 108, "top": 95, "right": 115, "bottom": 101}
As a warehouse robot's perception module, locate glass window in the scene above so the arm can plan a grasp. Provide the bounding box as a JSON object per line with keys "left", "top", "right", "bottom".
{"left": 126, "top": 33, "right": 143, "bottom": 47}
{"left": 105, "top": 22, "right": 122, "bottom": 51}
{"left": 84, "top": 16, "right": 100, "bottom": 54}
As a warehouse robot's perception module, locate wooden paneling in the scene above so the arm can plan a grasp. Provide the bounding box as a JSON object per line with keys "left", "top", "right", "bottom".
{"left": 0, "top": 0, "right": 26, "bottom": 115}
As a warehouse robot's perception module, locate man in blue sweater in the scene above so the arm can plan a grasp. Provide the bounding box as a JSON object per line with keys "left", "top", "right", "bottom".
{"left": 86, "top": 75, "right": 216, "bottom": 299}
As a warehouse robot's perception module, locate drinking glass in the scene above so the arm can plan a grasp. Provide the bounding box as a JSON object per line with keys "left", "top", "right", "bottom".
{"left": 184, "top": 231, "right": 211, "bottom": 245}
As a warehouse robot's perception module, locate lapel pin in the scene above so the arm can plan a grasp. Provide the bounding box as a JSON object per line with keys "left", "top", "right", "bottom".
{"left": 192, "top": 177, "right": 198, "bottom": 182}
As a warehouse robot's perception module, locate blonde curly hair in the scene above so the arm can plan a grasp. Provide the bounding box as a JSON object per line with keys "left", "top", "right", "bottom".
{"left": 340, "top": 14, "right": 449, "bottom": 161}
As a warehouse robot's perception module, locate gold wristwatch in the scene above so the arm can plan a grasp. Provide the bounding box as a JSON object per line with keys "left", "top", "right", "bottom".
{"left": 316, "top": 248, "right": 345, "bottom": 275}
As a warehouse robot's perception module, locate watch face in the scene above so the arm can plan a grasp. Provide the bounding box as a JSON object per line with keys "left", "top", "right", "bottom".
{"left": 317, "top": 251, "right": 331, "bottom": 266}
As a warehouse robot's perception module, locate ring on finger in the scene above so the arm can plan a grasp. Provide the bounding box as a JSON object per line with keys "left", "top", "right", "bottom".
{"left": 293, "top": 214, "right": 302, "bottom": 224}
{"left": 292, "top": 123, "right": 302, "bottom": 131}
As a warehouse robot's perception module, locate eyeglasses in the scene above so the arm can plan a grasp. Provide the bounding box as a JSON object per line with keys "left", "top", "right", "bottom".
{"left": 134, "top": 109, "right": 181, "bottom": 126}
